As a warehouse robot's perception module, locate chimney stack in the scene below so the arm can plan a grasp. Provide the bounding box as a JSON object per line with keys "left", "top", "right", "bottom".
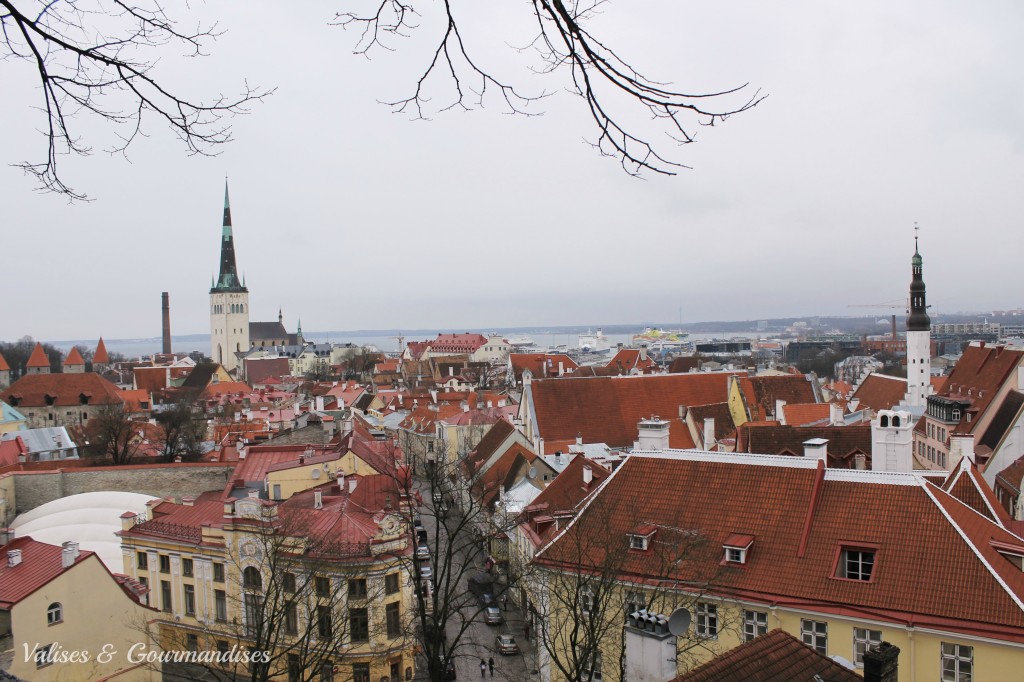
{"left": 582, "top": 465, "right": 593, "bottom": 487}
{"left": 703, "top": 417, "right": 715, "bottom": 451}
{"left": 830, "top": 402, "right": 844, "bottom": 426}
{"left": 61, "top": 541, "right": 80, "bottom": 568}
{"left": 803, "top": 438, "right": 828, "bottom": 463}
{"left": 7, "top": 548, "right": 22, "bottom": 567}
{"left": 775, "top": 399, "right": 787, "bottom": 424}
{"left": 314, "top": 491, "right": 323, "bottom": 509}
{"left": 863, "top": 642, "right": 900, "bottom": 682}
{"left": 161, "top": 292, "right": 172, "bottom": 355}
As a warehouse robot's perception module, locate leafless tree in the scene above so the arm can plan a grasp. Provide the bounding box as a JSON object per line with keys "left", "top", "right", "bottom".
{"left": 335, "top": 0, "right": 765, "bottom": 176}
{"left": 84, "top": 402, "right": 141, "bottom": 464}
{"left": 529, "top": 493, "right": 731, "bottom": 681}
{"left": 154, "top": 389, "right": 206, "bottom": 462}
{"left": 0, "top": 0, "right": 271, "bottom": 199}
{"left": 391, "top": 431, "right": 521, "bottom": 682}
{"left": 152, "top": 499, "right": 407, "bottom": 682}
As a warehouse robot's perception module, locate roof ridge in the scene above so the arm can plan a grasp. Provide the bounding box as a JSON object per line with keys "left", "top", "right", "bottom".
{"left": 921, "top": 482, "right": 1024, "bottom": 615}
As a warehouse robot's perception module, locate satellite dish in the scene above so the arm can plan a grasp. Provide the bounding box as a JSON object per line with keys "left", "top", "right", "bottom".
{"left": 311, "top": 469, "right": 322, "bottom": 479}
{"left": 527, "top": 467, "right": 538, "bottom": 479}
{"left": 667, "top": 608, "right": 691, "bottom": 636}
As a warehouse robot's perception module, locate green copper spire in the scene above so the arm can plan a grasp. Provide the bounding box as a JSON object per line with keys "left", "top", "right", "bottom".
{"left": 211, "top": 179, "right": 247, "bottom": 293}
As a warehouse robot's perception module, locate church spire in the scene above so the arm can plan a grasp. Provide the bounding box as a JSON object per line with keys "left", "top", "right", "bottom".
{"left": 907, "top": 225, "right": 930, "bottom": 332}
{"left": 211, "top": 179, "right": 247, "bottom": 293}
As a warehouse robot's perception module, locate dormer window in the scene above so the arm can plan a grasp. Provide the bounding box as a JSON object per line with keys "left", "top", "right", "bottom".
{"left": 722, "top": 533, "right": 755, "bottom": 565}
{"left": 628, "top": 524, "right": 657, "bottom": 551}
{"left": 44, "top": 394, "right": 57, "bottom": 406}
{"left": 991, "top": 540, "right": 1024, "bottom": 571}
{"left": 834, "top": 545, "right": 877, "bottom": 581}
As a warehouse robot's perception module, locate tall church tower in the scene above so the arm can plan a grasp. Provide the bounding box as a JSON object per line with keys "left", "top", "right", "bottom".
{"left": 209, "top": 181, "right": 249, "bottom": 373}
{"left": 904, "top": 232, "right": 931, "bottom": 407}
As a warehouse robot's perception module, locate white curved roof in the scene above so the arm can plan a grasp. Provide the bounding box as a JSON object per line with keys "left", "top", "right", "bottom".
{"left": 12, "top": 491, "right": 159, "bottom": 571}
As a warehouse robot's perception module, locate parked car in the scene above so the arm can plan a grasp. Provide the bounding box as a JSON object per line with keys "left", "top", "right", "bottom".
{"left": 416, "top": 544, "right": 430, "bottom": 560}
{"left": 484, "top": 606, "right": 503, "bottom": 625}
{"left": 468, "top": 574, "right": 494, "bottom": 596}
{"left": 417, "top": 528, "right": 428, "bottom": 544}
{"left": 432, "top": 488, "right": 444, "bottom": 504}
{"left": 420, "top": 565, "right": 433, "bottom": 580}
{"left": 495, "top": 634, "right": 519, "bottom": 655}
{"left": 478, "top": 591, "right": 495, "bottom": 607}
{"left": 442, "top": 658, "right": 457, "bottom": 680}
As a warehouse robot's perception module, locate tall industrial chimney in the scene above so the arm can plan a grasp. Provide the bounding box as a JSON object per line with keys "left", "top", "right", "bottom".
{"left": 161, "top": 291, "right": 172, "bottom": 354}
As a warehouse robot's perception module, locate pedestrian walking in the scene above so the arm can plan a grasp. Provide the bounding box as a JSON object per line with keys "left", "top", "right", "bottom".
{"left": 488, "top": 657, "right": 495, "bottom": 676}
{"left": 502, "top": 595, "right": 508, "bottom": 611}
{"left": 480, "top": 659, "right": 487, "bottom": 678}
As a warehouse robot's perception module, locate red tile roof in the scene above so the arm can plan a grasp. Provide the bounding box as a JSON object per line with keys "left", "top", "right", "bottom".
{"left": 942, "top": 459, "right": 1011, "bottom": 527}
{"left": 0, "top": 536, "right": 95, "bottom": 608}
{"left": 510, "top": 354, "right": 579, "bottom": 382}
{"left": 687, "top": 402, "right": 736, "bottom": 442}
{"left": 63, "top": 346, "right": 85, "bottom": 367}
{"left": 94, "top": 337, "right": 110, "bottom": 364}
{"left": 738, "top": 375, "right": 817, "bottom": 421}
{"left": 736, "top": 424, "right": 871, "bottom": 468}
{"left": 463, "top": 419, "right": 517, "bottom": 474}
{"left": 674, "top": 629, "right": 861, "bottom": 682}
{"left": 537, "top": 451, "right": 1024, "bottom": 638}
{"left": 941, "top": 343, "right": 1024, "bottom": 436}
{"left": 26, "top": 342, "right": 49, "bottom": 368}
{"left": 0, "top": 436, "right": 28, "bottom": 467}
{"left": 1, "top": 372, "right": 125, "bottom": 407}
{"left": 0, "top": 352, "right": 10, "bottom": 372}
{"left": 203, "top": 381, "right": 252, "bottom": 399}
{"left": 529, "top": 373, "right": 739, "bottom": 449}
{"left": 782, "top": 402, "right": 831, "bottom": 426}
{"left": 522, "top": 455, "right": 611, "bottom": 546}
{"left": 852, "top": 373, "right": 906, "bottom": 412}
{"left": 606, "top": 349, "right": 658, "bottom": 374}
{"left": 427, "top": 333, "right": 488, "bottom": 354}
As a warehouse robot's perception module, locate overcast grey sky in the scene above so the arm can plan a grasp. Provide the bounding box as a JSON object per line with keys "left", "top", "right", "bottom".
{"left": 2, "top": 0, "right": 1022, "bottom": 341}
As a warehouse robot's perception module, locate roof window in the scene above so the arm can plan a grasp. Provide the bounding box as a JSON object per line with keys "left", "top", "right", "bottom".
{"left": 628, "top": 524, "right": 657, "bottom": 551}
{"left": 991, "top": 540, "right": 1024, "bottom": 571}
{"left": 722, "top": 533, "right": 755, "bottom": 565}
{"left": 834, "top": 545, "right": 877, "bottom": 581}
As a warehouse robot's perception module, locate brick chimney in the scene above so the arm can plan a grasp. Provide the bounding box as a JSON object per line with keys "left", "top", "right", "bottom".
{"left": 863, "top": 642, "right": 899, "bottom": 682}
{"left": 161, "top": 291, "right": 172, "bottom": 355}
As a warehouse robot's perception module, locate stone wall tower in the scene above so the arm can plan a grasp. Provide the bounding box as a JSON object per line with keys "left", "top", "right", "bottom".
{"left": 209, "top": 181, "right": 249, "bottom": 373}
{"left": 904, "top": 233, "right": 932, "bottom": 407}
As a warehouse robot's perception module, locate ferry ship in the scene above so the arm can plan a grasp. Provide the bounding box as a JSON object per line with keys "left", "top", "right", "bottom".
{"left": 631, "top": 327, "right": 693, "bottom": 354}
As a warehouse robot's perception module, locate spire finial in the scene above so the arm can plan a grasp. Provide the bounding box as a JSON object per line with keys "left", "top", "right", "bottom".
{"left": 914, "top": 221, "right": 920, "bottom": 252}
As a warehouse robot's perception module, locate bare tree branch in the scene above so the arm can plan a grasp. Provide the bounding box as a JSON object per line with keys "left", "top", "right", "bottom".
{"left": 0, "top": 0, "right": 273, "bottom": 199}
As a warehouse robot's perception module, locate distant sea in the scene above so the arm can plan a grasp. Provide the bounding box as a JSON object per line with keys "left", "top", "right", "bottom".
{"left": 54, "top": 327, "right": 754, "bottom": 360}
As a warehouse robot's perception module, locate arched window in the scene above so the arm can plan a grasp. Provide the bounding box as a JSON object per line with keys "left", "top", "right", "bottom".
{"left": 892, "top": 416, "right": 901, "bottom": 427}
{"left": 880, "top": 415, "right": 889, "bottom": 428}
{"left": 243, "top": 567, "right": 262, "bottom": 590}
{"left": 47, "top": 602, "right": 62, "bottom": 625}
{"left": 952, "top": 409, "right": 961, "bottom": 421}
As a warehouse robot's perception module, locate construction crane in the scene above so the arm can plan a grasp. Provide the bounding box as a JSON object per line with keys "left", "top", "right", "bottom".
{"left": 389, "top": 335, "right": 406, "bottom": 353}
{"left": 848, "top": 300, "right": 908, "bottom": 341}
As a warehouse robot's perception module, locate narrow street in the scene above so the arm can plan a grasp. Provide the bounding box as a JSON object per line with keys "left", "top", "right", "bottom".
{"left": 412, "top": 477, "right": 537, "bottom": 681}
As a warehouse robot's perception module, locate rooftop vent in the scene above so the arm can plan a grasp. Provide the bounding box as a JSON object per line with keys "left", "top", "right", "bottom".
{"left": 7, "top": 549, "right": 22, "bottom": 567}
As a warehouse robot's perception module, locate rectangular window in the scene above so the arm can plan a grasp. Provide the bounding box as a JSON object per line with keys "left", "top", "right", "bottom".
{"left": 580, "top": 589, "right": 594, "bottom": 615}
{"left": 161, "top": 580, "right": 172, "bottom": 613}
{"left": 801, "top": 619, "right": 827, "bottom": 655}
{"left": 837, "top": 548, "right": 875, "bottom": 581}
{"left": 245, "top": 594, "right": 263, "bottom": 637}
{"left": 184, "top": 584, "right": 196, "bottom": 616}
{"left": 213, "top": 562, "right": 225, "bottom": 583}
{"left": 286, "top": 601, "right": 298, "bottom": 635}
{"left": 283, "top": 572, "right": 297, "bottom": 593}
{"left": 159, "top": 554, "right": 171, "bottom": 574}
{"left": 695, "top": 603, "right": 718, "bottom": 639}
{"left": 186, "top": 634, "right": 198, "bottom": 652}
{"left": 137, "top": 552, "right": 148, "bottom": 569}
{"left": 386, "top": 602, "right": 401, "bottom": 638}
{"left": 580, "top": 649, "right": 602, "bottom": 681}
{"left": 217, "top": 640, "right": 229, "bottom": 655}
{"left": 182, "top": 558, "right": 193, "bottom": 577}
{"left": 316, "top": 576, "right": 331, "bottom": 598}
{"left": 215, "top": 590, "right": 227, "bottom": 622}
{"left": 35, "top": 643, "right": 54, "bottom": 668}
{"left": 742, "top": 610, "right": 767, "bottom": 642}
{"left": 320, "top": 662, "right": 334, "bottom": 682}
{"left": 941, "top": 643, "right": 973, "bottom": 682}
{"left": 288, "top": 653, "right": 301, "bottom": 682}
{"left": 353, "top": 663, "right": 370, "bottom": 682}
{"left": 317, "top": 605, "right": 333, "bottom": 639}
{"left": 385, "top": 572, "right": 400, "bottom": 595}
{"left": 350, "top": 607, "right": 369, "bottom": 642}
{"left": 348, "top": 578, "right": 368, "bottom": 599}
{"left": 853, "top": 628, "right": 882, "bottom": 667}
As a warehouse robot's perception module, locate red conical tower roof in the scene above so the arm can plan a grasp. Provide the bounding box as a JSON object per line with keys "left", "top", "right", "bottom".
{"left": 26, "top": 343, "right": 50, "bottom": 368}
{"left": 64, "top": 347, "right": 86, "bottom": 366}
{"left": 0, "top": 352, "right": 9, "bottom": 371}
{"left": 94, "top": 338, "right": 109, "bottom": 364}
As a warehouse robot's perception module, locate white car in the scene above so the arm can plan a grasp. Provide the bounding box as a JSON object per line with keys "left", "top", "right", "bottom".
{"left": 420, "top": 565, "right": 433, "bottom": 580}
{"left": 416, "top": 544, "right": 430, "bottom": 560}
